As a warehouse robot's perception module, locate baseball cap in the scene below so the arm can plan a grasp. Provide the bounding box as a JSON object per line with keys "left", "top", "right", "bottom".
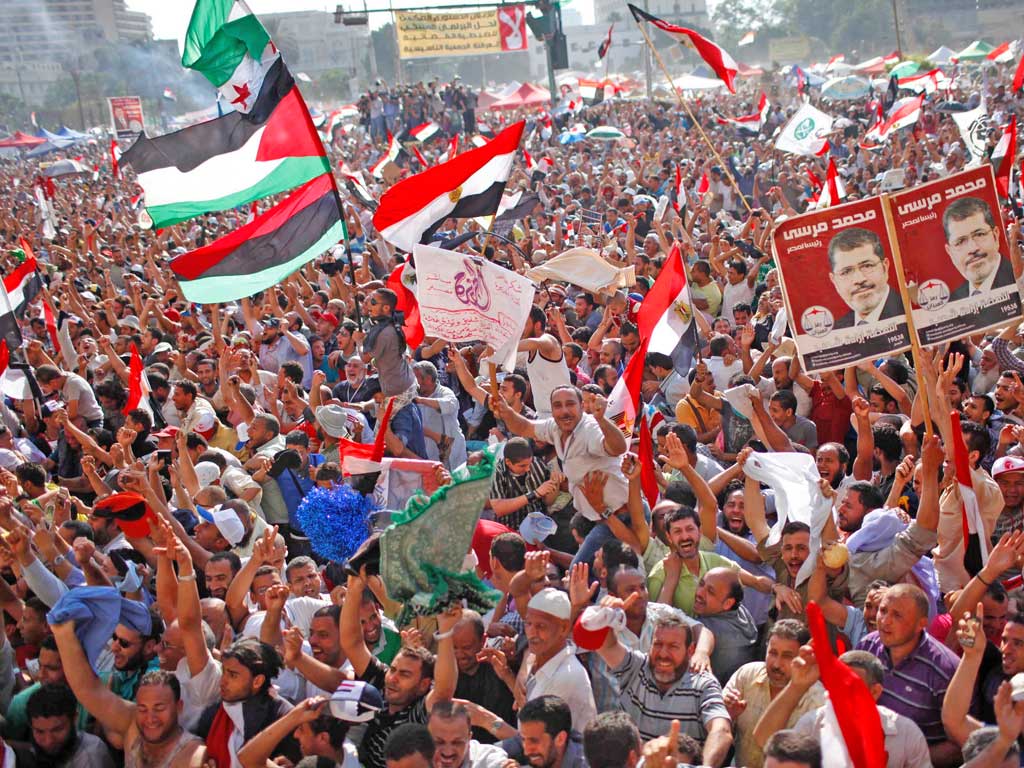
{"left": 152, "top": 341, "right": 173, "bottom": 354}
{"left": 329, "top": 680, "right": 385, "bottom": 723}
{"left": 193, "top": 461, "right": 221, "bottom": 487}
{"left": 93, "top": 492, "right": 155, "bottom": 538}
{"left": 319, "top": 312, "right": 340, "bottom": 328}
{"left": 196, "top": 505, "right": 245, "bottom": 546}
{"left": 152, "top": 426, "right": 180, "bottom": 440}
{"left": 519, "top": 512, "right": 558, "bottom": 545}
{"left": 527, "top": 588, "right": 571, "bottom": 621}
{"left": 193, "top": 411, "right": 217, "bottom": 438}
{"left": 993, "top": 456, "right": 1024, "bottom": 478}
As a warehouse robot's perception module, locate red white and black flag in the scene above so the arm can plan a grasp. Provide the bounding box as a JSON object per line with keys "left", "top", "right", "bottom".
{"left": 628, "top": 4, "right": 738, "bottom": 92}
{"left": 4, "top": 241, "right": 43, "bottom": 319}
{"left": 373, "top": 121, "right": 525, "bottom": 252}
{"left": 598, "top": 24, "right": 613, "bottom": 59}
{"left": 339, "top": 164, "right": 378, "bottom": 212}
{"left": 715, "top": 92, "right": 769, "bottom": 133}
{"left": 371, "top": 132, "right": 404, "bottom": 179}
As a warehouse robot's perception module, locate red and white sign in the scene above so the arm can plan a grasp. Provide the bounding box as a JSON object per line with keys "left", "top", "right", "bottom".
{"left": 108, "top": 96, "right": 144, "bottom": 141}
{"left": 497, "top": 5, "right": 528, "bottom": 52}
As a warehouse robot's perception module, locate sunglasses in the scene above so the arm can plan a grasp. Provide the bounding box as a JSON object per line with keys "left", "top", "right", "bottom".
{"left": 111, "top": 634, "right": 136, "bottom": 648}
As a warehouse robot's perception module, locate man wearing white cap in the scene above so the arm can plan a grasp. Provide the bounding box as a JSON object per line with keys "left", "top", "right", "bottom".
{"left": 516, "top": 588, "right": 596, "bottom": 732}
{"left": 992, "top": 455, "right": 1024, "bottom": 544}
{"left": 194, "top": 505, "right": 246, "bottom": 552}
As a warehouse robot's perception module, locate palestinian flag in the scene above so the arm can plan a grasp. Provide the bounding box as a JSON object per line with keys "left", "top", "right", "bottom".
{"left": 371, "top": 132, "right": 403, "bottom": 179}
{"left": 715, "top": 92, "right": 769, "bottom": 133}
{"left": 169, "top": 174, "right": 345, "bottom": 303}
{"left": 373, "top": 121, "right": 525, "bottom": 252}
{"left": 598, "top": 24, "right": 613, "bottom": 59}
{"left": 182, "top": 0, "right": 282, "bottom": 115}
{"left": 408, "top": 121, "right": 440, "bottom": 143}
{"left": 628, "top": 4, "right": 738, "bottom": 92}
{"left": 121, "top": 61, "right": 329, "bottom": 229}
{"left": 3, "top": 246, "right": 42, "bottom": 318}
{"left": 340, "top": 164, "right": 378, "bottom": 211}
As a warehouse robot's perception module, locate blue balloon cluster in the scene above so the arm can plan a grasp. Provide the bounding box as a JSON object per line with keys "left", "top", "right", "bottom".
{"left": 295, "top": 484, "right": 376, "bottom": 564}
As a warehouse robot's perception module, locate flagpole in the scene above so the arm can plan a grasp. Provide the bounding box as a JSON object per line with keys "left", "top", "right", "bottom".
{"left": 632, "top": 19, "right": 752, "bottom": 214}
{"left": 880, "top": 194, "right": 933, "bottom": 438}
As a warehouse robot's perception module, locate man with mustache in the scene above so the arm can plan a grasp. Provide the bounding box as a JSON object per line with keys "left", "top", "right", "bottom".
{"left": 828, "top": 227, "right": 903, "bottom": 328}
{"left": 945, "top": 196, "right": 1014, "bottom": 300}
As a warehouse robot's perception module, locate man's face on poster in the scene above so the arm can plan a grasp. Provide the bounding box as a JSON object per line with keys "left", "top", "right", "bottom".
{"left": 829, "top": 242, "right": 889, "bottom": 316}
{"left": 945, "top": 209, "right": 1000, "bottom": 287}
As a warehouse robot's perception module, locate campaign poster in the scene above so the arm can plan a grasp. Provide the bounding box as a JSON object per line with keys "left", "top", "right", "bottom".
{"left": 889, "top": 165, "right": 1020, "bottom": 346}
{"left": 772, "top": 197, "right": 911, "bottom": 373}
{"left": 395, "top": 6, "right": 527, "bottom": 60}
{"left": 108, "top": 96, "right": 144, "bottom": 141}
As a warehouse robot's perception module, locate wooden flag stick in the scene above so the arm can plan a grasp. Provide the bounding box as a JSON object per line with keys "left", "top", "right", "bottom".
{"left": 881, "top": 194, "right": 933, "bottom": 438}
{"left": 632, "top": 18, "right": 752, "bottom": 214}
{"left": 489, "top": 362, "right": 500, "bottom": 404}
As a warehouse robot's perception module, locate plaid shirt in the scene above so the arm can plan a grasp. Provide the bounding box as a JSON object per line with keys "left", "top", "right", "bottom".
{"left": 490, "top": 456, "right": 550, "bottom": 530}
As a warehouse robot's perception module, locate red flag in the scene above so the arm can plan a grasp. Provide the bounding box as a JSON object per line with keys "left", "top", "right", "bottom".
{"left": 42, "top": 299, "right": 58, "bottom": 353}
{"left": 0, "top": 340, "right": 8, "bottom": 377}
{"left": 807, "top": 603, "right": 888, "bottom": 767}
{"left": 697, "top": 172, "right": 709, "bottom": 195}
{"left": 337, "top": 397, "right": 396, "bottom": 474}
{"left": 1014, "top": 50, "right": 1024, "bottom": 94}
{"left": 444, "top": 134, "right": 458, "bottom": 160}
{"left": 110, "top": 138, "right": 120, "bottom": 179}
{"left": 992, "top": 116, "right": 1017, "bottom": 198}
{"left": 385, "top": 261, "right": 425, "bottom": 349}
{"left": 673, "top": 165, "right": 685, "bottom": 213}
{"left": 124, "top": 343, "right": 144, "bottom": 415}
{"left": 412, "top": 145, "right": 428, "bottom": 167}
{"left": 638, "top": 410, "right": 660, "bottom": 510}
{"left": 628, "top": 4, "right": 737, "bottom": 92}
{"left": 951, "top": 411, "right": 988, "bottom": 574}
{"left": 805, "top": 168, "right": 823, "bottom": 191}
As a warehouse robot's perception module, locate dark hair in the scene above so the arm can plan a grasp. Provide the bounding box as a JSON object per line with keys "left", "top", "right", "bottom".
{"left": 429, "top": 700, "right": 471, "bottom": 726}
{"left": 868, "top": 383, "right": 896, "bottom": 409}
{"left": 770, "top": 389, "right": 798, "bottom": 415}
{"left": 583, "top": 712, "right": 641, "bottom": 768}
{"left": 126, "top": 408, "right": 153, "bottom": 433}
{"left": 504, "top": 437, "right": 534, "bottom": 463}
{"left": 708, "top": 335, "right": 730, "bottom": 357}
{"left": 970, "top": 393, "right": 995, "bottom": 418}
{"left": 882, "top": 358, "right": 909, "bottom": 384}
{"left": 768, "top": 618, "right": 811, "bottom": 645}
{"left": 222, "top": 638, "right": 282, "bottom": 693}
{"left": 600, "top": 539, "right": 639, "bottom": 575}
{"left": 197, "top": 451, "right": 228, "bottom": 471}
{"left": 668, "top": 423, "right": 698, "bottom": 453}
{"left": 985, "top": 580, "right": 1008, "bottom": 604}
{"left": 285, "top": 556, "right": 318, "bottom": 581}
{"left": 564, "top": 342, "right": 584, "bottom": 363}
{"left": 517, "top": 695, "right": 572, "bottom": 738}
{"left": 27, "top": 683, "right": 77, "bottom": 722}
{"left": 781, "top": 521, "right": 811, "bottom": 539}
{"left": 138, "top": 670, "right": 182, "bottom": 701}
{"left": 871, "top": 423, "right": 903, "bottom": 462}
{"left": 374, "top": 288, "right": 398, "bottom": 312}
{"left": 764, "top": 730, "right": 822, "bottom": 768}
{"left": 208, "top": 550, "right": 242, "bottom": 574}
{"left": 309, "top": 710, "right": 349, "bottom": 749}
{"left": 490, "top": 532, "right": 526, "bottom": 572}
{"left": 60, "top": 519, "right": 93, "bottom": 542}
{"left": 848, "top": 480, "right": 884, "bottom": 512}
{"left": 174, "top": 379, "right": 198, "bottom": 399}
{"left": 727, "top": 258, "right": 748, "bottom": 276}
{"left": 961, "top": 420, "right": 992, "bottom": 462}
{"left": 644, "top": 351, "right": 673, "bottom": 371}
{"left": 943, "top": 196, "right": 995, "bottom": 241}
{"left": 817, "top": 442, "right": 850, "bottom": 467}
{"left": 664, "top": 506, "right": 701, "bottom": 530}
{"left": 839, "top": 649, "right": 885, "bottom": 687}
{"left": 383, "top": 723, "right": 434, "bottom": 760}
{"left": 504, "top": 373, "right": 528, "bottom": 398}
{"left": 15, "top": 462, "right": 46, "bottom": 487}
{"left": 576, "top": 292, "right": 596, "bottom": 309}
{"left": 33, "top": 364, "right": 63, "bottom": 384}
{"left": 281, "top": 361, "right": 304, "bottom": 384}
{"left": 395, "top": 645, "right": 435, "bottom": 681}
{"left": 827, "top": 227, "right": 884, "bottom": 272}
{"left": 528, "top": 304, "right": 547, "bottom": 331}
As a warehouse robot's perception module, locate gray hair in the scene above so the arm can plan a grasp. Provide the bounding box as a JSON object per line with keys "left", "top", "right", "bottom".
{"left": 839, "top": 650, "right": 885, "bottom": 688}
{"left": 413, "top": 360, "right": 438, "bottom": 382}
{"left": 963, "top": 726, "right": 1021, "bottom": 763}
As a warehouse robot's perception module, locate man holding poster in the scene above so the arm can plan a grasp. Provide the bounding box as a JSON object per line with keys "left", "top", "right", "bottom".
{"left": 890, "top": 165, "right": 1021, "bottom": 347}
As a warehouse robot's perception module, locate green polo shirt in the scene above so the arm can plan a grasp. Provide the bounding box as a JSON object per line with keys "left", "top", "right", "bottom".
{"left": 647, "top": 549, "right": 739, "bottom": 616}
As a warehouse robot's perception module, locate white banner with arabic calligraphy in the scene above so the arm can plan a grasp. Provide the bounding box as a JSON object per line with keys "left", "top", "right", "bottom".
{"left": 413, "top": 244, "right": 536, "bottom": 372}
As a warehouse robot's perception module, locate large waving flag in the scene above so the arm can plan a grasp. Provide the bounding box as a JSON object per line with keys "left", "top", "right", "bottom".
{"left": 4, "top": 242, "right": 42, "bottom": 319}
{"left": 815, "top": 158, "right": 847, "bottom": 209}
{"left": 864, "top": 95, "right": 923, "bottom": 144}
{"left": 715, "top": 92, "right": 769, "bottom": 133}
{"left": 373, "top": 121, "right": 525, "bottom": 252}
{"left": 169, "top": 174, "right": 345, "bottom": 303}
{"left": 627, "top": 4, "right": 738, "bottom": 92}
{"left": 182, "top": 0, "right": 281, "bottom": 114}
{"left": 992, "top": 116, "right": 1017, "bottom": 198}
{"left": 386, "top": 260, "right": 425, "bottom": 350}
{"left": 606, "top": 243, "right": 697, "bottom": 433}
{"left": 775, "top": 102, "right": 833, "bottom": 156}
{"left": 121, "top": 62, "right": 329, "bottom": 229}
{"left": 807, "top": 603, "right": 888, "bottom": 768}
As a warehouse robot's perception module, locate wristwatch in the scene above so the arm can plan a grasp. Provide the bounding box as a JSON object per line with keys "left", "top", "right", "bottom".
{"left": 526, "top": 490, "right": 537, "bottom": 503}
{"left": 490, "top": 718, "right": 505, "bottom": 734}
{"left": 600, "top": 507, "right": 614, "bottom": 520}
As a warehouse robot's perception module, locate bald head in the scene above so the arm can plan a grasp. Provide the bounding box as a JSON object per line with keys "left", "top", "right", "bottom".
{"left": 693, "top": 567, "right": 743, "bottom": 616}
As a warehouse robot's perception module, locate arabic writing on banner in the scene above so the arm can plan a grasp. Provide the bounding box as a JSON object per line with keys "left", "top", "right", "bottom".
{"left": 772, "top": 197, "right": 911, "bottom": 373}
{"left": 108, "top": 96, "right": 144, "bottom": 142}
{"left": 413, "top": 244, "right": 536, "bottom": 372}
{"left": 395, "top": 6, "right": 528, "bottom": 60}
{"left": 889, "top": 165, "right": 1021, "bottom": 347}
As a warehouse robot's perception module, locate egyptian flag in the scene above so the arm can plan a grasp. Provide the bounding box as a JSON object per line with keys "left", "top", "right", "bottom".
{"left": 579, "top": 78, "right": 612, "bottom": 105}
{"left": 638, "top": 407, "right": 663, "bottom": 507}
{"left": 992, "top": 116, "right": 1017, "bottom": 198}
{"left": 628, "top": 4, "right": 737, "bottom": 92}
{"left": 411, "top": 146, "right": 429, "bottom": 168}
{"left": 598, "top": 24, "right": 613, "bottom": 59}
{"left": 826, "top": 53, "right": 845, "bottom": 70}
{"left": 385, "top": 261, "right": 424, "bottom": 349}
{"left": 715, "top": 92, "right": 769, "bottom": 133}
{"left": 476, "top": 119, "right": 496, "bottom": 138}
{"left": 606, "top": 243, "right": 697, "bottom": 433}
{"left": 1014, "top": 49, "right": 1024, "bottom": 94}
{"left": 807, "top": 603, "right": 888, "bottom": 768}
{"left": 524, "top": 149, "right": 552, "bottom": 182}
{"left": 0, "top": 267, "right": 24, "bottom": 353}
{"left": 110, "top": 139, "right": 120, "bottom": 179}
{"left": 950, "top": 411, "right": 988, "bottom": 575}
{"left": 121, "top": 61, "right": 329, "bottom": 229}
{"left": 494, "top": 191, "right": 541, "bottom": 227}
{"left": 371, "top": 132, "right": 403, "bottom": 179}
{"left": 337, "top": 398, "right": 395, "bottom": 475}
{"left": 672, "top": 165, "right": 686, "bottom": 213}
{"left": 3, "top": 246, "right": 42, "bottom": 318}
{"left": 882, "top": 74, "right": 899, "bottom": 111}
{"left": 339, "top": 164, "right": 378, "bottom": 212}
{"left": 408, "top": 121, "right": 440, "bottom": 143}
{"left": 373, "top": 121, "right": 525, "bottom": 252}
{"left": 864, "top": 95, "right": 923, "bottom": 143}
{"left": 816, "top": 158, "right": 846, "bottom": 208}
{"left": 898, "top": 68, "right": 948, "bottom": 94}
{"left": 169, "top": 174, "right": 345, "bottom": 303}
{"left": 123, "top": 343, "right": 153, "bottom": 417}
{"left": 988, "top": 41, "right": 1016, "bottom": 64}
{"left": 439, "top": 135, "right": 458, "bottom": 163}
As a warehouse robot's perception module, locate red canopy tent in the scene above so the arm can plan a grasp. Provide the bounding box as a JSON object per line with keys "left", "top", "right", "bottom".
{"left": 0, "top": 131, "right": 47, "bottom": 148}
{"left": 489, "top": 82, "right": 551, "bottom": 110}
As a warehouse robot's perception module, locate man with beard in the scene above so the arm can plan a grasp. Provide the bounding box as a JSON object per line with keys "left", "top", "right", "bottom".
{"left": 724, "top": 620, "right": 824, "bottom": 768}
{"left": 592, "top": 600, "right": 733, "bottom": 766}
{"left": 340, "top": 571, "right": 460, "bottom": 768}
{"left": 827, "top": 227, "right": 902, "bottom": 328}
{"left": 502, "top": 696, "right": 586, "bottom": 768}
{"left": 46, "top": 619, "right": 207, "bottom": 768}
{"left": 991, "top": 371, "right": 1024, "bottom": 426}
{"left": 108, "top": 609, "right": 164, "bottom": 702}
{"left": 203, "top": 551, "right": 240, "bottom": 600}
{"left": 196, "top": 638, "right": 301, "bottom": 767}
{"left": 427, "top": 701, "right": 508, "bottom": 768}
{"left": 254, "top": 316, "right": 312, "bottom": 390}
{"left": 24, "top": 684, "right": 115, "bottom": 768}
{"left": 450, "top": 612, "right": 516, "bottom": 744}
{"left": 692, "top": 567, "right": 759, "bottom": 685}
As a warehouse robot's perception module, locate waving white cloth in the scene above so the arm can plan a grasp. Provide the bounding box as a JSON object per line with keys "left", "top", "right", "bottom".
{"left": 526, "top": 247, "right": 636, "bottom": 294}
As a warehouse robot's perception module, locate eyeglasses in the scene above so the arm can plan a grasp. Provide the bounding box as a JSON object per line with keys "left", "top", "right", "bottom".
{"left": 111, "top": 634, "right": 136, "bottom": 648}
{"left": 834, "top": 259, "right": 885, "bottom": 280}
{"left": 950, "top": 227, "right": 994, "bottom": 250}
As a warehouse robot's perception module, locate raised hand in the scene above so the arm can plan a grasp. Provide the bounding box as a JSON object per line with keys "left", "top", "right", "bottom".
{"left": 522, "top": 550, "right": 550, "bottom": 583}
{"left": 659, "top": 432, "right": 690, "bottom": 471}
{"left": 957, "top": 602, "right": 986, "bottom": 658}
{"left": 568, "top": 562, "right": 598, "bottom": 613}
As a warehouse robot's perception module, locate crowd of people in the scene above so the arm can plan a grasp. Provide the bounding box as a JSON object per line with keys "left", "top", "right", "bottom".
{"left": 0, "top": 44, "right": 1021, "bottom": 768}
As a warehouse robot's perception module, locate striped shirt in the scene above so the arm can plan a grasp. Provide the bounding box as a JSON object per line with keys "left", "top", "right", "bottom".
{"left": 610, "top": 648, "right": 730, "bottom": 743}
{"left": 490, "top": 456, "right": 550, "bottom": 530}
{"left": 855, "top": 630, "right": 958, "bottom": 744}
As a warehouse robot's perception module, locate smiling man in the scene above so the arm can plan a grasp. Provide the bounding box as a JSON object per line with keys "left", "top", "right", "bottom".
{"left": 945, "top": 197, "right": 1013, "bottom": 300}
{"left": 827, "top": 227, "right": 902, "bottom": 328}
